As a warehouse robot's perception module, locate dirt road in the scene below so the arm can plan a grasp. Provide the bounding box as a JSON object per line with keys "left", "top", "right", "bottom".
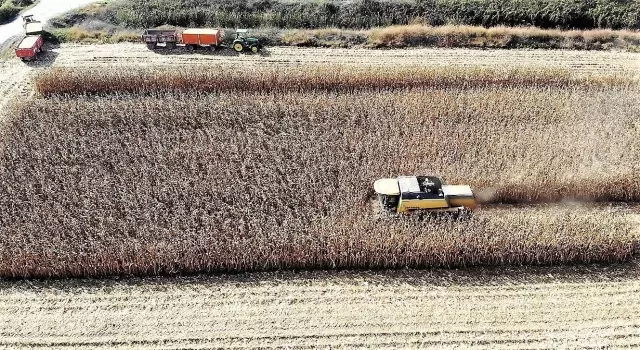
{"left": 1, "top": 266, "right": 640, "bottom": 349}
{"left": 0, "top": 0, "right": 99, "bottom": 47}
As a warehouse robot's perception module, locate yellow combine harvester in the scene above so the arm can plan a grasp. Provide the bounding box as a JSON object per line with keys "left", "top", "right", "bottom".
{"left": 373, "top": 176, "right": 477, "bottom": 216}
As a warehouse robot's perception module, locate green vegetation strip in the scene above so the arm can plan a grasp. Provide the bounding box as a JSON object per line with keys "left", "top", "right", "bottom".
{"left": 47, "top": 24, "right": 640, "bottom": 51}
{"left": 46, "top": 0, "right": 640, "bottom": 50}
{"left": 52, "top": 0, "right": 640, "bottom": 31}
{"left": 0, "top": 0, "right": 34, "bottom": 24}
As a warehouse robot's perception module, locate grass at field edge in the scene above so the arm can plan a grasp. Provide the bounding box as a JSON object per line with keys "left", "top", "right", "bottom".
{"left": 2, "top": 260, "right": 640, "bottom": 287}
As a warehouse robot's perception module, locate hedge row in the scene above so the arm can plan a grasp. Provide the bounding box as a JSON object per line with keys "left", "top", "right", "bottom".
{"left": 54, "top": 0, "right": 640, "bottom": 30}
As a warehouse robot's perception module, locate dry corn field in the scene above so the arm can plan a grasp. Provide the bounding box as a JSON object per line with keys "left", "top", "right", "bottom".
{"left": 2, "top": 69, "right": 640, "bottom": 277}
{"left": 1, "top": 43, "right": 640, "bottom": 348}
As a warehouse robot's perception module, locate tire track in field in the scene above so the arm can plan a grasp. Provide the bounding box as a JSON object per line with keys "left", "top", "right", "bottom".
{"left": 49, "top": 43, "right": 640, "bottom": 75}
{"left": 1, "top": 268, "right": 640, "bottom": 349}
{"left": 0, "top": 61, "right": 31, "bottom": 120}
{"left": 0, "top": 47, "right": 59, "bottom": 120}
{"left": 2, "top": 329, "right": 640, "bottom": 349}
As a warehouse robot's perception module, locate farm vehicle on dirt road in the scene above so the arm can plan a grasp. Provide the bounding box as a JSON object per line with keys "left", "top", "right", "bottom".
{"left": 142, "top": 28, "right": 261, "bottom": 53}
{"left": 15, "top": 35, "right": 44, "bottom": 61}
{"left": 16, "top": 16, "right": 44, "bottom": 61}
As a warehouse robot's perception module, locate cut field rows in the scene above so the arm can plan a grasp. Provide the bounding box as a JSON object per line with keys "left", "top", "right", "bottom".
{"left": 2, "top": 268, "right": 640, "bottom": 349}
{"left": 46, "top": 44, "right": 640, "bottom": 74}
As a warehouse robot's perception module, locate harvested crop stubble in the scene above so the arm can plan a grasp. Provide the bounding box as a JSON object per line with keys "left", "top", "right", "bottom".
{"left": 34, "top": 66, "right": 637, "bottom": 97}
{"left": 0, "top": 87, "right": 638, "bottom": 278}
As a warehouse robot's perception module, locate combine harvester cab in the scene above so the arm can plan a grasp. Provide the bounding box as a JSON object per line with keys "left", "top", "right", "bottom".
{"left": 15, "top": 35, "right": 44, "bottom": 61}
{"left": 373, "top": 176, "right": 477, "bottom": 218}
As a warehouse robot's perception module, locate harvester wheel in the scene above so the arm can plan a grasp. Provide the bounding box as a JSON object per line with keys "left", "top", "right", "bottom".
{"left": 233, "top": 43, "right": 244, "bottom": 52}
{"left": 250, "top": 45, "right": 259, "bottom": 53}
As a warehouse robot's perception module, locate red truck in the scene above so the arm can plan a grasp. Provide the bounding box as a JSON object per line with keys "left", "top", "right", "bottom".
{"left": 142, "top": 28, "right": 223, "bottom": 51}
{"left": 15, "top": 35, "right": 44, "bottom": 61}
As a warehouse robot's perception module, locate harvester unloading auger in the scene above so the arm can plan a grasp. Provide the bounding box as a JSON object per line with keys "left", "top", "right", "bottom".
{"left": 373, "top": 176, "right": 477, "bottom": 218}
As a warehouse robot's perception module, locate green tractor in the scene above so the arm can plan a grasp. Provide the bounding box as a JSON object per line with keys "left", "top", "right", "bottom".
{"left": 232, "top": 29, "right": 261, "bottom": 53}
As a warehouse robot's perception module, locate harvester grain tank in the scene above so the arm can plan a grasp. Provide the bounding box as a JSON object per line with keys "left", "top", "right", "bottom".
{"left": 373, "top": 176, "right": 477, "bottom": 216}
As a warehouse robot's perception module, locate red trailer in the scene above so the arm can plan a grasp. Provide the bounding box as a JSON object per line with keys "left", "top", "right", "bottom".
{"left": 15, "top": 35, "right": 43, "bottom": 61}
{"left": 181, "top": 29, "right": 223, "bottom": 51}
{"left": 142, "top": 28, "right": 179, "bottom": 49}
{"left": 142, "top": 27, "right": 223, "bottom": 51}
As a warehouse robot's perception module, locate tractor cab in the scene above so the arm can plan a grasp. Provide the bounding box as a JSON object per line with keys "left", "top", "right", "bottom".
{"left": 374, "top": 176, "right": 477, "bottom": 216}
{"left": 233, "top": 29, "right": 261, "bottom": 53}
